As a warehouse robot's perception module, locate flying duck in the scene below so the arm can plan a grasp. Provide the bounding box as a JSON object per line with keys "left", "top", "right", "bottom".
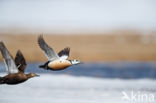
{"left": 0, "top": 41, "right": 39, "bottom": 85}
{"left": 38, "top": 35, "right": 82, "bottom": 71}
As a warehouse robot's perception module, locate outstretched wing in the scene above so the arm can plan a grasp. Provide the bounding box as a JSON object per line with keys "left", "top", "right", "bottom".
{"left": 15, "top": 50, "right": 27, "bottom": 73}
{"left": 0, "top": 41, "right": 18, "bottom": 74}
{"left": 58, "top": 47, "right": 70, "bottom": 60}
{"left": 38, "top": 35, "right": 59, "bottom": 61}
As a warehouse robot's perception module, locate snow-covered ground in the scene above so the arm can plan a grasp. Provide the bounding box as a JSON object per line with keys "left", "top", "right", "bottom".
{"left": 0, "top": 74, "right": 156, "bottom": 103}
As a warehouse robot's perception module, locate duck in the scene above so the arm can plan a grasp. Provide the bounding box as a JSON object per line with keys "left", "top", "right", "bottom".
{"left": 38, "top": 35, "right": 82, "bottom": 71}
{"left": 0, "top": 41, "right": 39, "bottom": 85}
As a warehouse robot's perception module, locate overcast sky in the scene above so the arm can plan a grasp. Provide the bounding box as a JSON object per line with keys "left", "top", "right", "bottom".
{"left": 0, "top": 0, "right": 156, "bottom": 34}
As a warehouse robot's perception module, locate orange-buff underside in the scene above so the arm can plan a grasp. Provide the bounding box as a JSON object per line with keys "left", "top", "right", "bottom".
{"left": 48, "top": 60, "right": 72, "bottom": 70}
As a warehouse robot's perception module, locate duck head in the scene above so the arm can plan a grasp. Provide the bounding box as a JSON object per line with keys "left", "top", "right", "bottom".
{"left": 71, "top": 59, "right": 82, "bottom": 65}
{"left": 27, "top": 73, "right": 40, "bottom": 78}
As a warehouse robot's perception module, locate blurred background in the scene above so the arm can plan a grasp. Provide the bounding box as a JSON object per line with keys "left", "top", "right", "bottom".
{"left": 0, "top": 0, "right": 156, "bottom": 103}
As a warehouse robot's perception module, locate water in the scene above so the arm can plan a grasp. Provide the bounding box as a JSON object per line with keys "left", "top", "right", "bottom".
{"left": 1, "top": 62, "right": 156, "bottom": 79}
{"left": 0, "top": 62, "right": 156, "bottom": 103}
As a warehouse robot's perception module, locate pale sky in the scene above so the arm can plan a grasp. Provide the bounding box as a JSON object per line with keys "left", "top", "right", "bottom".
{"left": 0, "top": 0, "right": 156, "bottom": 34}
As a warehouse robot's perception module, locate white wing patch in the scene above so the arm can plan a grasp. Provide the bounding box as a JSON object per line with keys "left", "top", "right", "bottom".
{"left": 59, "top": 55, "right": 68, "bottom": 60}
{"left": 58, "top": 47, "right": 70, "bottom": 60}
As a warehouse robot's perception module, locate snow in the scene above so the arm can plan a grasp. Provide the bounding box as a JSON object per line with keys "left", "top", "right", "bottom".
{"left": 0, "top": 74, "right": 156, "bottom": 103}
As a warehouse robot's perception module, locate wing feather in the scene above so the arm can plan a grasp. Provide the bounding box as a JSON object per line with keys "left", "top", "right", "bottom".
{"left": 38, "top": 35, "right": 59, "bottom": 61}
{"left": 15, "top": 50, "right": 27, "bottom": 73}
{"left": 0, "top": 41, "right": 18, "bottom": 74}
{"left": 58, "top": 47, "right": 70, "bottom": 60}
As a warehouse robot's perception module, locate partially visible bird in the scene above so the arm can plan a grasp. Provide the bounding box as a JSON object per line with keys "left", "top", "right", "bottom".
{"left": 0, "top": 41, "right": 39, "bottom": 85}
{"left": 38, "top": 35, "right": 82, "bottom": 71}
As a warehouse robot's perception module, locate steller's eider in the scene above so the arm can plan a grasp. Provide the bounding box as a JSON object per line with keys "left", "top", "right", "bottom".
{"left": 38, "top": 35, "right": 82, "bottom": 71}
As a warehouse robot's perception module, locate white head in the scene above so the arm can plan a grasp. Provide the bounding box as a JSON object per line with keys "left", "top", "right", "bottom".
{"left": 71, "top": 59, "right": 81, "bottom": 65}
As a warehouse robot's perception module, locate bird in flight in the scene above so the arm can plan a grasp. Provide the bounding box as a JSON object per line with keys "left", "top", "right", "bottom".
{"left": 38, "top": 35, "right": 82, "bottom": 71}
{"left": 0, "top": 41, "right": 39, "bottom": 85}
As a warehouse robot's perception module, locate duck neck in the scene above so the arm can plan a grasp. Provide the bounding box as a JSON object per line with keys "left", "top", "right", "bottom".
{"left": 69, "top": 60, "right": 73, "bottom": 64}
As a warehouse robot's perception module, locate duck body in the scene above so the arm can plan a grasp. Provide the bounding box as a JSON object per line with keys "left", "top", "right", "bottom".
{"left": 40, "top": 60, "right": 72, "bottom": 71}
{"left": 0, "top": 73, "right": 28, "bottom": 85}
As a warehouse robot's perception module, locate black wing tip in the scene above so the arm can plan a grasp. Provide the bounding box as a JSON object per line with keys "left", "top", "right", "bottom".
{"left": 64, "top": 47, "right": 70, "bottom": 52}
{"left": 0, "top": 41, "right": 3, "bottom": 44}
{"left": 0, "top": 41, "right": 4, "bottom": 46}
{"left": 65, "top": 47, "right": 70, "bottom": 50}
{"left": 16, "top": 50, "right": 23, "bottom": 56}
{"left": 38, "top": 35, "right": 44, "bottom": 49}
{"left": 17, "top": 49, "right": 21, "bottom": 53}
{"left": 58, "top": 47, "right": 70, "bottom": 57}
{"left": 38, "top": 34, "right": 45, "bottom": 45}
{"left": 64, "top": 47, "right": 70, "bottom": 53}
{"left": 15, "top": 50, "right": 27, "bottom": 67}
{"left": 16, "top": 50, "right": 26, "bottom": 62}
{"left": 0, "top": 41, "right": 5, "bottom": 50}
{"left": 16, "top": 50, "right": 26, "bottom": 60}
{"left": 38, "top": 34, "right": 44, "bottom": 41}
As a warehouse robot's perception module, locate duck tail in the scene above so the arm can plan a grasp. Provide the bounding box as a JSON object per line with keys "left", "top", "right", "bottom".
{"left": 39, "top": 64, "right": 46, "bottom": 68}
{"left": 39, "top": 61, "right": 50, "bottom": 70}
{"left": 0, "top": 77, "right": 4, "bottom": 84}
{"left": 39, "top": 64, "right": 49, "bottom": 70}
